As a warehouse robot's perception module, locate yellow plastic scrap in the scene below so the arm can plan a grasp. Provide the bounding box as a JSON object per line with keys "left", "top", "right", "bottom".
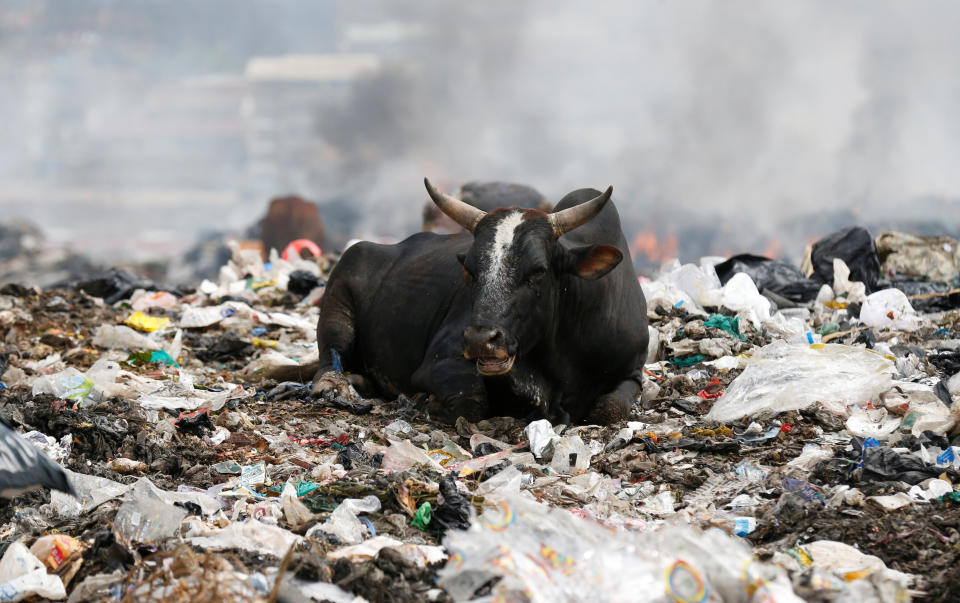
{"left": 124, "top": 311, "right": 171, "bottom": 333}
{"left": 251, "top": 279, "right": 276, "bottom": 291}
{"left": 823, "top": 300, "right": 849, "bottom": 310}
{"left": 251, "top": 338, "right": 278, "bottom": 348}
{"left": 426, "top": 449, "right": 456, "bottom": 467}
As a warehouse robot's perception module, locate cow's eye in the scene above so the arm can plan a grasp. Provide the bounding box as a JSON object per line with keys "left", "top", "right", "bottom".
{"left": 526, "top": 268, "right": 546, "bottom": 284}
{"left": 462, "top": 267, "right": 474, "bottom": 285}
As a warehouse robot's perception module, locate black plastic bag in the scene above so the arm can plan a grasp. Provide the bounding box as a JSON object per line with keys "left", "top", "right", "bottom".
{"left": 810, "top": 226, "right": 881, "bottom": 293}
{"left": 287, "top": 271, "right": 325, "bottom": 296}
{"left": 428, "top": 474, "right": 471, "bottom": 532}
{"left": 714, "top": 254, "right": 822, "bottom": 303}
{"left": 0, "top": 418, "right": 75, "bottom": 498}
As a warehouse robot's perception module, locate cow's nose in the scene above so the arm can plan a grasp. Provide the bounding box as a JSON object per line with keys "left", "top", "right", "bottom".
{"left": 463, "top": 326, "right": 504, "bottom": 355}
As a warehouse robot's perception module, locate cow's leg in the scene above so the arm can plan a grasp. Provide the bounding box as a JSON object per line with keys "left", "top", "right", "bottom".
{"left": 585, "top": 368, "right": 643, "bottom": 424}
{"left": 415, "top": 358, "right": 488, "bottom": 423}
{"left": 411, "top": 325, "right": 488, "bottom": 423}
{"left": 311, "top": 278, "right": 359, "bottom": 398}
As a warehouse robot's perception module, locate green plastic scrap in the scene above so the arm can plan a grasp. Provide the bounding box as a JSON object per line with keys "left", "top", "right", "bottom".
{"left": 815, "top": 322, "right": 840, "bottom": 336}
{"left": 704, "top": 314, "right": 747, "bottom": 341}
{"left": 668, "top": 354, "right": 707, "bottom": 368}
{"left": 126, "top": 350, "right": 179, "bottom": 367}
{"left": 411, "top": 502, "right": 432, "bottom": 530}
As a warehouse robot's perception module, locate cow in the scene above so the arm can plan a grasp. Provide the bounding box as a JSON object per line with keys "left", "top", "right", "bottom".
{"left": 313, "top": 178, "right": 648, "bottom": 425}
{"left": 422, "top": 181, "right": 552, "bottom": 234}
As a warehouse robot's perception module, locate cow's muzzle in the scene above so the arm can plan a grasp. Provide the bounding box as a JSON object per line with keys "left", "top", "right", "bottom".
{"left": 463, "top": 327, "right": 516, "bottom": 376}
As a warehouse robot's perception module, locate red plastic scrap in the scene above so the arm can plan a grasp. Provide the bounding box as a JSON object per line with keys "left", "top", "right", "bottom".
{"left": 696, "top": 378, "right": 724, "bottom": 400}
{"left": 780, "top": 423, "right": 793, "bottom": 433}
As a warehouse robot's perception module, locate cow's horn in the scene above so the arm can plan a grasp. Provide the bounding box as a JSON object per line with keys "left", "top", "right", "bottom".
{"left": 424, "top": 178, "right": 486, "bottom": 233}
{"left": 549, "top": 186, "right": 613, "bottom": 237}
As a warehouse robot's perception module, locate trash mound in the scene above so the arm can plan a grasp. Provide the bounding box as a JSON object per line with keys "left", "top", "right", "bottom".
{"left": 1, "top": 226, "right": 960, "bottom": 601}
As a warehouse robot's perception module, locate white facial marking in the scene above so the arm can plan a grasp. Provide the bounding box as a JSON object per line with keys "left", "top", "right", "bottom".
{"left": 481, "top": 211, "right": 524, "bottom": 307}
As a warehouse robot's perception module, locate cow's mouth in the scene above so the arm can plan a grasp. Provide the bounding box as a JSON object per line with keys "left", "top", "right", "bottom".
{"left": 476, "top": 355, "right": 515, "bottom": 376}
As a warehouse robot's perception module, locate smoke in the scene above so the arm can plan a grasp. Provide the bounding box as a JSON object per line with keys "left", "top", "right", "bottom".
{"left": 1, "top": 1, "right": 959, "bottom": 264}
{"left": 323, "top": 1, "right": 960, "bottom": 263}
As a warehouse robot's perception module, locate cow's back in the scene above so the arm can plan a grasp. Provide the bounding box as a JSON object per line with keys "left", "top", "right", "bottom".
{"left": 326, "top": 232, "right": 471, "bottom": 395}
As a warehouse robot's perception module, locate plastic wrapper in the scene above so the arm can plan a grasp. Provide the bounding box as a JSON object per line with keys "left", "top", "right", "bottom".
{"left": 439, "top": 494, "right": 802, "bottom": 602}
{"left": 306, "top": 495, "right": 381, "bottom": 544}
{"left": 860, "top": 288, "right": 922, "bottom": 331}
{"left": 281, "top": 481, "right": 313, "bottom": 526}
{"left": 31, "top": 367, "right": 94, "bottom": 402}
{"left": 706, "top": 341, "right": 894, "bottom": 422}
{"left": 29, "top": 535, "right": 83, "bottom": 571}
{"left": 0, "top": 420, "right": 74, "bottom": 498}
{"left": 831, "top": 258, "right": 866, "bottom": 303}
{"left": 0, "top": 541, "right": 67, "bottom": 602}
{"left": 49, "top": 468, "right": 128, "bottom": 516}
{"left": 185, "top": 518, "right": 302, "bottom": 558}
{"left": 114, "top": 485, "right": 188, "bottom": 544}
{"left": 380, "top": 439, "right": 445, "bottom": 471}
{"left": 774, "top": 540, "right": 910, "bottom": 588}
{"left": 549, "top": 434, "right": 592, "bottom": 475}
{"left": 91, "top": 324, "right": 161, "bottom": 351}
{"left": 524, "top": 419, "right": 560, "bottom": 459}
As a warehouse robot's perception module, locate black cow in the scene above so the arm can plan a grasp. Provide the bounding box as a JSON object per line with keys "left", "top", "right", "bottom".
{"left": 313, "top": 179, "right": 648, "bottom": 424}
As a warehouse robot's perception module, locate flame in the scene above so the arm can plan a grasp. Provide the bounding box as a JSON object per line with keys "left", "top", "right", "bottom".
{"left": 630, "top": 230, "right": 678, "bottom": 264}
{"left": 761, "top": 238, "right": 782, "bottom": 259}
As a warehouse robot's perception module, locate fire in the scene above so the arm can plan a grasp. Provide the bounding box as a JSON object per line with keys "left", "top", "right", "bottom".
{"left": 630, "top": 230, "right": 678, "bottom": 264}
{"left": 761, "top": 238, "right": 782, "bottom": 259}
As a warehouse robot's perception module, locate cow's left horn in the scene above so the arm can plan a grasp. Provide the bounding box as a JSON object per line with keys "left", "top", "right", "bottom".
{"left": 424, "top": 178, "right": 486, "bottom": 233}
{"left": 549, "top": 186, "right": 613, "bottom": 237}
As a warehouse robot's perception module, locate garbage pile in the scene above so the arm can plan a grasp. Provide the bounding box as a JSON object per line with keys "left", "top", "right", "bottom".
{"left": 1, "top": 226, "right": 960, "bottom": 601}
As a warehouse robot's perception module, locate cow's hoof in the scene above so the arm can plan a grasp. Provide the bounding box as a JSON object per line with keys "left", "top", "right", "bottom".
{"left": 586, "top": 394, "right": 632, "bottom": 425}
{"left": 311, "top": 370, "right": 353, "bottom": 398}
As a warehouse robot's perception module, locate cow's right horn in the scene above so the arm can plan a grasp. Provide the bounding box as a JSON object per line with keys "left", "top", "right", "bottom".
{"left": 424, "top": 178, "right": 486, "bottom": 233}
{"left": 549, "top": 186, "right": 613, "bottom": 237}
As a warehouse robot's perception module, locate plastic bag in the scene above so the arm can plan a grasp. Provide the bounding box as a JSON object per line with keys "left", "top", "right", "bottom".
{"left": 549, "top": 434, "right": 592, "bottom": 475}
{"left": 439, "top": 493, "right": 802, "bottom": 602}
{"left": 525, "top": 419, "right": 561, "bottom": 459}
{"left": 0, "top": 541, "right": 67, "bottom": 602}
{"left": 860, "top": 289, "right": 922, "bottom": 331}
{"left": 306, "top": 495, "right": 381, "bottom": 544}
{"left": 114, "top": 483, "right": 188, "bottom": 544}
{"left": 831, "top": 259, "right": 866, "bottom": 303}
{"left": 0, "top": 420, "right": 74, "bottom": 498}
{"left": 706, "top": 341, "right": 894, "bottom": 422}
{"left": 186, "top": 518, "right": 302, "bottom": 558}
{"left": 713, "top": 254, "right": 822, "bottom": 303}
{"left": 809, "top": 226, "right": 881, "bottom": 293}
{"left": 31, "top": 368, "right": 94, "bottom": 402}
{"left": 281, "top": 481, "right": 313, "bottom": 526}
{"left": 92, "top": 324, "right": 161, "bottom": 351}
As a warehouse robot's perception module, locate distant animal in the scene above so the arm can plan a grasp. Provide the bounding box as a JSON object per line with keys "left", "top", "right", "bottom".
{"left": 258, "top": 195, "right": 326, "bottom": 258}
{"left": 422, "top": 181, "right": 552, "bottom": 234}
{"left": 314, "top": 178, "right": 648, "bottom": 424}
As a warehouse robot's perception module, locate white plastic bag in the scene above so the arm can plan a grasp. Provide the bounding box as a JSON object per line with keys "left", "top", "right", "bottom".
{"left": 860, "top": 289, "right": 922, "bottom": 331}
{"left": 706, "top": 341, "right": 894, "bottom": 422}
{"left": 0, "top": 541, "right": 67, "bottom": 602}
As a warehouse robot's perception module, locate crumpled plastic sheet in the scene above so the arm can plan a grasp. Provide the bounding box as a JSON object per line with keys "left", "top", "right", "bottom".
{"left": 439, "top": 494, "right": 802, "bottom": 602}
{"left": 185, "top": 517, "right": 302, "bottom": 558}
{"left": 706, "top": 341, "right": 894, "bottom": 422}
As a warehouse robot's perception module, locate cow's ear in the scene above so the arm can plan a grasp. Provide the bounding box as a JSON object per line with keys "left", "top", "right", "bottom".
{"left": 566, "top": 244, "right": 623, "bottom": 280}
